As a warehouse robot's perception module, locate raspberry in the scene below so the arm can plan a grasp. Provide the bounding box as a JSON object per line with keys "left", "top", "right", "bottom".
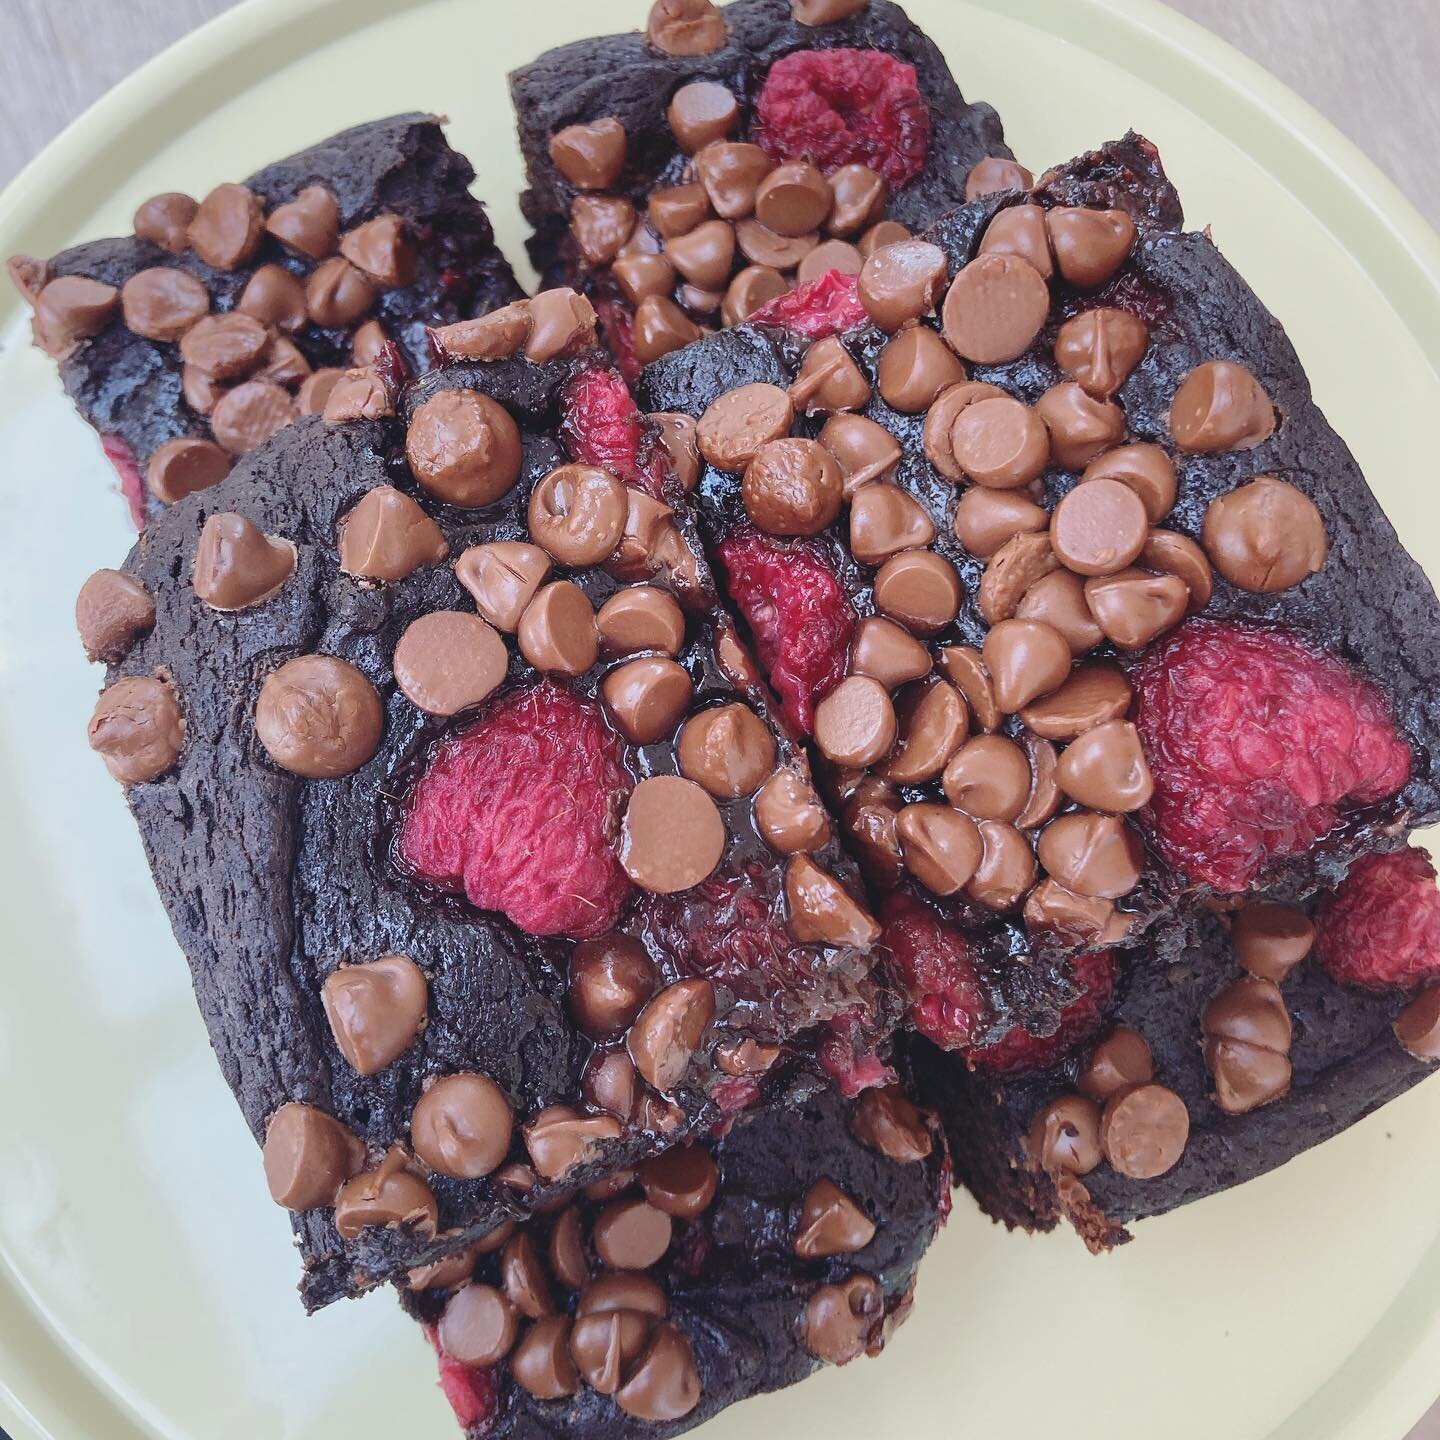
{"left": 592, "top": 294, "right": 642, "bottom": 386}
{"left": 880, "top": 892, "right": 990, "bottom": 1050}
{"left": 1134, "top": 621, "right": 1411, "bottom": 892}
{"left": 714, "top": 526, "right": 854, "bottom": 735}
{"left": 753, "top": 49, "right": 932, "bottom": 191}
{"left": 560, "top": 365, "right": 669, "bottom": 498}
{"left": 425, "top": 1326, "right": 500, "bottom": 1432}
{"left": 399, "top": 683, "right": 634, "bottom": 939}
{"left": 747, "top": 270, "right": 868, "bottom": 340}
{"left": 1316, "top": 847, "right": 1440, "bottom": 992}
{"left": 103, "top": 433, "right": 148, "bottom": 530}
{"left": 968, "top": 946, "right": 1117, "bottom": 1074}
{"left": 819, "top": 1021, "right": 897, "bottom": 1097}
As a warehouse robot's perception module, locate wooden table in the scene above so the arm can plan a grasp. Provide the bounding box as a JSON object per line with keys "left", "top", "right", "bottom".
{"left": 0, "top": 0, "right": 1437, "bottom": 1436}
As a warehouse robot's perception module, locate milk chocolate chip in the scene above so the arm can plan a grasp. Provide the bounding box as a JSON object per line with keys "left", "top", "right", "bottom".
{"left": 827, "top": 164, "right": 886, "bottom": 236}
{"left": 88, "top": 675, "right": 184, "bottom": 784}
{"left": 32, "top": 274, "right": 119, "bottom": 356}
{"left": 814, "top": 676, "right": 897, "bottom": 766}
{"left": 785, "top": 854, "right": 882, "bottom": 947}
{"left": 1036, "top": 381, "right": 1126, "bottom": 470}
{"left": 305, "top": 256, "right": 378, "bottom": 328}
{"left": 75, "top": 569, "right": 155, "bottom": 663}
{"left": 896, "top": 803, "right": 983, "bottom": 895}
{"left": 978, "top": 205, "right": 1053, "bottom": 280}
{"left": 942, "top": 253, "right": 1050, "bottom": 365}
{"left": 602, "top": 656, "right": 693, "bottom": 743}
{"left": 394, "top": 612, "right": 507, "bottom": 716}
{"left": 872, "top": 550, "right": 962, "bottom": 633}
{"left": 262, "top": 1102, "right": 363, "bottom": 1210}
{"left": 1036, "top": 812, "right": 1143, "bottom": 899}
{"left": 1080, "top": 442, "right": 1178, "bottom": 522}
{"left": 1026, "top": 1096, "right": 1101, "bottom": 1176}
{"left": 456, "top": 541, "right": 551, "bottom": 631}
{"left": 120, "top": 266, "right": 209, "bottom": 340}
{"left": 1054, "top": 307, "right": 1149, "bottom": 398}
{"left": 572, "top": 194, "right": 639, "bottom": 267}
{"left": 982, "top": 619, "right": 1071, "bottom": 713}
{"left": 756, "top": 161, "right": 832, "bottom": 237}
{"left": 1045, "top": 207, "right": 1136, "bottom": 289}
{"left": 525, "top": 287, "right": 599, "bottom": 363}
{"left": 948, "top": 395, "right": 1050, "bottom": 489}
{"left": 723, "top": 264, "right": 790, "bottom": 326}
{"left": 511, "top": 1317, "right": 581, "bottom": 1400}
{"left": 641, "top": 1145, "right": 720, "bottom": 1218}
{"left": 179, "top": 312, "right": 270, "bottom": 381}
{"left": 1015, "top": 567, "right": 1106, "bottom": 653}
{"left": 1083, "top": 568, "right": 1187, "bottom": 649}
{"left": 698, "top": 383, "right": 794, "bottom": 470}
{"left": 802, "top": 1274, "right": 883, "bottom": 1366}
{"left": 1169, "top": 359, "right": 1275, "bottom": 452}
{"left": 133, "top": 192, "right": 198, "bottom": 252}
{"left": 819, "top": 414, "right": 901, "bottom": 493}
{"left": 851, "top": 1086, "right": 933, "bottom": 1162}
{"left": 953, "top": 488, "right": 1048, "bottom": 558}
{"left": 266, "top": 185, "right": 339, "bottom": 260}
{"left": 964, "top": 820, "right": 1037, "bottom": 910}
{"left": 876, "top": 323, "right": 967, "bottom": 413}
{"left": 407, "top": 390, "right": 522, "bottom": 507}
{"left": 743, "top": 437, "right": 843, "bottom": 536}
{"left": 1054, "top": 719, "right": 1152, "bottom": 811}
{"left": 628, "top": 978, "right": 717, "bottom": 1090}
{"left": 524, "top": 1105, "right": 624, "bottom": 1180}
{"left": 1141, "top": 530, "right": 1213, "bottom": 611}
{"left": 255, "top": 654, "right": 383, "bottom": 779}
{"left": 621, "top": 777, "right": 726, "bottom": 893}
{"left": 1202, "top": 476, "right": 1327, "bottom": 592}
{"left": 238, "top": 264, "right": 308, "bottom": 333}
{"left": 965, "top": 157, "right": 1034, "bottom": 201}
{"left": 858, "top": 240, "right": 948, "bottom": 331}
{"left": 942, "top": 734, "right": 1031, "bottom": 822}
{"left": 1078, "top": 1026, "right": 1154, "bottom": 1102}
{"left": 668, "top": 81, "right": 739, "bottom": 153}
{"left": 433, "top": 303, "right": 533, "bottom": 362}
{"left": 322, "top": 954, "right": 427, "bottom": 1076}
{"left": 850, "top": 616, "right": 931, "bottom": 689}
{"left": 568, "top": 934, "right": 657, "bottom": 1040}
{"left": 650, "top": 412, "right": 702, "bottom": 492}
{"left": 1202, "top": 976, "right": 1293, "bottom": 1114}
{"left": 596, "top": 585, "right": 686, "bottom": 655}
{"left": 877, "top": 679, "right": 967, "bottom": 784}
{"left": 210, "top": 380, "right": 298, "bottom": 455}
{"left": 529, "top": 464, "right": 627, "bottom": 566}
{"left": 412, "top": 1072, "right": 515, "bottom": 1179}
{"left": 796, "top": 238, "right": 863, "bottom": 285}
{"left": 755, "top": 764, "right": 831, "bottom": 853}
{"left": 550, "top": 118, "right": 628, "bottom": 189}
{"left": 614, "top": 252, "right": 678, "bottom": 306}
{"left": 439, "top": 1284, "right": 519, "bottom": 1367}
{"left": 1231, "top": 902, "right": 1314, "bottom": 983}
{"left": 594, "top": 1198, "right": 673, "bottom": 1270}
{"left": 188, "top": 183, "right": 263, "bottom": 269}
{"left": 695, "top": 141, "right": 770, "bottom": 219}
{"left": 795, "top": 1178, "right": 876, "bottom": 1258}
{"left": 790, "top": 336, "right": 871, "bottom": 415}
{"left": 340, "top": 213, "right": 416, "bottom": 288}
{"left": 338, "top": 486, "right": 446, "bottom": 581}
{"left": 616, "top": 1324, "right": 702, "bottom": 1422}
{"left": 500, "top": 1231, "right": 556, "bottom": 1320}
{"left": 517, "top": 580, "right": 599, "bottom": 676}
{"left": 650, "top": 183, "right": 712, "bottom": 240}
{"left": 334, "top": 1151, "right": 439, "bottom": 1238}
{"left": 1018, "top": 663, "right": 1132, "bottom": 741}
{"left": 647, "top": 0, "right": 727, "bottom": 55}
{"left": 678, "top": 703, "right": 777, "bottom": 798}
{"left": 193, "top": 511, "right": 296, "bottom": 610}
{"left": 1099, "top": 1083, "right": 1188, "bottom": 1179}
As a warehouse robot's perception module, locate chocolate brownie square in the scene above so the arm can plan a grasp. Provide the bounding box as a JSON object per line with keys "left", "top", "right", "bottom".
{"left": 7, "top": 115, "right": 523, "bottom": 527}
{"left": 403, "top": 1085, "right": 947, "bottom": 1437}
{"left": 509, "top": 0, "right": 1013, "bottom": 377}
{"left": 79, "top": 292, "right": 894, "bottom": 1309}
{"left": 638, "top": 132, "right": 1440, "bottom": 1061}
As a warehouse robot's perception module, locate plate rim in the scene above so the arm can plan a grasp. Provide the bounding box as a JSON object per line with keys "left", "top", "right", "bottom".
{"left": 0, "top": 0, "right": 1437, "bottom": 1437}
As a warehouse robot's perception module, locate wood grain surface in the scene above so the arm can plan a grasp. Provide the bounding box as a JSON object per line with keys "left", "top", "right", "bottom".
{"left": 0, "top": 0, "right": 1436, "bottom": 1437}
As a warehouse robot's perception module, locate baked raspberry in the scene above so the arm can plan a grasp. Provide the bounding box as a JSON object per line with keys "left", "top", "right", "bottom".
{"left": 714, "top": 526, "right": 855, "bottom": 735}
{"left": 753, "top": 49, "right": 932, "bottom": 191}
{"left": 747, "top": 270, "right": 869, "bottom": 340}
{"left": 426, "top": 1326, "right": 500, "bottom": 1431}
{"left": 102, "top": 433, "right": 148, "bottom": 531}
{"left": 1316, "top": 846, "right": 1440, "bottom": 992}
{"left": 880, "top": 892, "right": 990, "bottom": 1050}
{"left": 560, "top": 364, "right": 668, "bottom": 498}
{"left": 967, "top": 946, "right": 1117, "bottom": 1074}
{"left": 399, "top": 683, "right": 634, "bottom": 939}
{"left": 1134, "top": 621, "right": 1411, "bottom": 892}
{"left": 592, "top": 293, "right": 641, "bottom": 386}
{"left": 819, "top": 1020, "right": 898, "bottom": 1098}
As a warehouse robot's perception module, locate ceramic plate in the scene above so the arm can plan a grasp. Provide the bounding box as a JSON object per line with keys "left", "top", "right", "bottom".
{"left": 1, "top": 1, "right": 1438, "bottom": 1437}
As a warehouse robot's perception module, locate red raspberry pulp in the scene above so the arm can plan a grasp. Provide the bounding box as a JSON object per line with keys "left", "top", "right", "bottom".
{"left": 1316, "top": 846, "right": 1440, "bottom": 992}
{"left": 714, "top": 526, "right": 854, "bottom": 735}
{"left": 399, "top": 684, "right": 634, "bottom": 939}
{"left": 748, "top": 270, "right": 869, "bottom": 340}
{"left": 102, "top": 433, "right": 148, "bottom": 531}
{"left": 754, "top": 49, "right": 932, "bottom": 191}
{"left": 880, "top": 892, "right": 990, "bottom": 1051}
{"left": 560, "top": 365, "right": 670, "bottom": 498}
{"left": 1134, "top": 621, "right": 1410, "bottom": 892}
{"left": 591, "top": 293, "right": 642, "bottom": 386}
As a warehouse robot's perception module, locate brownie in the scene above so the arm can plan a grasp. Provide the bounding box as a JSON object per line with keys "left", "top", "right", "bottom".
{"left": 402, "top": 1085, "right": 947, "bottom": 1438}
{"left": 508, "top": 0, "right": 1011, "bottom": 376}
{"left": 8, "top": 115, "right": 523, "bottom": 526}
{"left": 637, "top": 131, "right": 1440, "bottom": 1051}
{"left": 912, "top": 870, "right": 1440, "bottom": 1247}
{"left": 82, "top": 300, "right": 896, "bottom": 1310}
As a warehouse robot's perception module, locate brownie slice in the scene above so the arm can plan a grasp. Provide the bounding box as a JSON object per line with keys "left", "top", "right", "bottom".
{"left": 509, "top": 0, "right": 1012, "bottom": 377}
{"left": 638, "top": 131, "right": 1440, "bottom": 1057}
{"left": 80, "top": 295, "right": 893, "bottom": 1309}
{"left": 7, "top": 115, "right": 523, "bottom": 527}
{"left": 912, "top": 849, "right": 1440, "bottom": 1248}
{"left": 402, "top": 1085, "right": 947, "bottom": 1438}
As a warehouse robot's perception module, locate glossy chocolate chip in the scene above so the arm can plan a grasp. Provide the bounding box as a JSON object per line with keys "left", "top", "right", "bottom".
{"left": 678, "top": 703, "right": 777, "bottom": 798}
{"left": 614, "top": 252, "right": 678, "bottom": 307}
{"left": 876, "top": 323, "right": 967, "bottom": 413}
{"left": 650, "top": 412, "right": 701, "bottom": 492}
{"left": 942, "top": 734, "right": 1030, "bottom": 822}
{"left": 697, "top": 383, "right": 794, "bottom": 470}
{"left": 742, "top": 437, "right": 842, "bottom": 536}
{"left": 1077, "top": 1026, "right": 1154, "bottom": 1102}
{"left": 873, "top": 549, "right": 962, "bottom": 634}
{"left": 851, "top": 1086, "right": 933, "bottom": 1162}
{"left": 616, "top": 1323, "right": 702, "bottom": 1422}
{"left": 647, "top": 0, "right": 727, "bottom": 54}
{"left": 736, "top": 217, "right": 818, "bottom": 269}
{"left": 827, "top": 163, "right": 886, "bottom": 236}
{"left": 695, "top": 141, "right": 770, "bottom": 219}
{"left": 120, "top": 266, "right": 209, "bottom": 340}
{"left": 1169, "top": 359, "right": 1275, "bottom": 452}
{"left": 336, "top": 485, "right": 444, "bottom": 582}
{"left": 566, "top": 933, "right": 656, "bottom": 1041}
{"left": 339, "top": 213, "right": 416, "bottom": 288}
{"left": 439, "top": 1283, "right": 519, "bottom": 1367}
{"left": 1084, "top": 567, "right": 1188, "bottom": 649}
{"left": 305, "top": 256, "right": 378, "bottom": 328}
{"left": 145, "top": 434, "right": 231, "bottom": 503}
{"left": 528, "top": 464, "right": 627, "bottom": 566}
{"left": 877, "top": 679, "right": 967, "bottom": 784}
{"left": 814, "top": 675, "right": 897, "bottom": 766}
{"left": 321, "top": 954, "right": 427, "bottom": 1076}
{"left": 793, "top": 0, "right": 870, "bottom": 22}
{"left": 87, "top": 675, "right": 185, "bottom": 784}
{"left": 32, "top": 274, "right": 119, "bottom": 356}
{"left": 650, "top": 183, "right": 712, "bottom": 240}
{"left": 517, "top": 580, "right": 599, "bottom": 676}
{"left": 411, "top": 1072, "right": 514, "bottom": 1179}
{"left": 1036, "top": 382, "right": 1126, "bottom": 470}
{"left": 265, "top": 185, "right": 339, "bottom": 259}
{"left": 790, "top": 335, "right": 871, "bottom": 415}
{"left": 193, "top": 511, "right": 296, "bottom": 610}
{"left": 640, "top": 1145, "right": 720, "bottom": 1218}
{"left": 210, "top": 379, "right": 298, "bottom": 455}
{"left": 1231, "top": 902, "right": 1315, "bottom": 982}
{"left": 942, "top": 253, "right": 1049, "bottom": 364}
{"left": 1037, "top": 812, "right": 1143, "bottom": 899}
{"left": 1202, "top": 977, "right": 1293, "bottom": 1115}
{"left": 510, "top": 1315, "right": 582, "bottom": 1400}
{"left": 525, "top": 288, "right": 599, "bottom": 363}
{"left": 796, "top": 238, "right": 863, "bottom": 285}
{"left": 628, "top": 977, "right": 717, "bottom": 1090}
{"left": 849, "top": 615, "right": 932, "bottom": 690}
{"left": 722, "top": 264, "right": 790, "bottom": 326}
{"left": 977, "top": 204, "right": 1053, "bottom": 280}
{"left": 394, "top": 611, "right": 507, "bottom": 716}
{"left": 1045, "top": 207, "right": 1136, "bottom": 289}
{"left": 456, "top": 541, "right": 551, "bottom": 631}
{"left": 755, "top": 764, "right": 832, "bottom": 853}
{"left": 964, "top": 820, "right": 1037, "bottom": 910}
{"left": 794, "top": 1178, "right": 876, "bottom": 1258}
{"left": 596, "top": 585, "right": 686, "bottom": 656}
{"left": 549, "top": 116, "right": 628, "bottom": 189}
{"left": 1080, "top": 443, "right": 1177, "bottom": 523}
{"left": 1018, "top": 663, "right": 1132, "bottom": 741}
{"left": 819, "top": 414, "right": 901, "bottom": 494}
{"left": 601, "top": 657, "right": 693, "bottom": 743}
{"left": 571, "top": 1305, "right": 652, "bottom": 1393}
{"left": 75, "top": 569, "right": 154, "bottom": 663}
{"left": 409, "top": 390, "right": 522, "bottom": 506}
{"left": 966, "top": 156, "right": 1034, "bottom": 201}
{"left": 571, "top": 195, "right": 639, "bottom": 267}
{"left": 785, "top": 854, "right": 882, "bottom": 947}
{"left": 187, "top": 183, "right": 263, "bottom": 269}
{"left": 1054, "top": 719, "right": 1152, "bottom": 812}
{"left": 756, "top": 160, "right": 832, "bottom": 237}
{"left": 896, "top": 803, "right": 983, "bottom": 895}
{"left": 179, "top": 311, "right": 270, "bottom": 380}
{"left": 334, "top": 1152, "right": 439, "bottom": 1239}
{"left": 133, "top": 191, "right": 197, "bottom": 252}
{"left": 953, "top": 487, "right": 1048, "bottom": 558}
{"left": 523, "top": 1105, "right": 624, "bottom": 1180}
{"left": 849, "top": 484, "right": 936, "bottom": 564}
{"left": 621, "top": 777, "right": 726, "bottom": 894}
{"left": 1054, "top": 307, "right": 1149, "bottom": 399}
{"left": 858, "top": 240, "right": 947, "bottom": 331}
{"left": 501, "top": 1233, "right": 558, "bottom": 1324}
{"left": 255, "top": 654, "right": 382, "bottom": 779}
{"left": 982, "top": 619, "right": 1071, "bottom": 713}
{"left": 1202, "top": 476, "right": 1327, "bottom": 592}
{"left": 262, "top": 1102, "right": 363, "bottom": 1209}
{"left": 668, "top": 80, "right": 739, "bottom": 153}
{"left": 949, "top": 394, "right": 1050, "bottom": 489}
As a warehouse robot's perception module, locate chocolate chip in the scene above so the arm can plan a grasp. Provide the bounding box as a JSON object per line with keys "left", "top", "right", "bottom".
{"left": 526, "top": 287, "right": 599, "bottom": 363}
{"left": 1014, "top": 735, "right": 1061, "bottom": 830}
{"left": 133, "top": 192, "right": 198, "bottom": 252}
{"left": 640, "top": 1145, "right": 719, "bottom": 1218}
{"left": 650, "top": 183, "right": 712, "bottom": 240}
{"left": 179, "top": 311, "right": 270, "bottom": 381}
{"left": 621, "top": 777, "right": 726, "bottom": 893}
{"left": 407, "top": 390, "right": 522, "bottom": 507}
{"left": 120, "top": 266, "right": 209, "bottom": 340}
{"left": 1029, "top": 882, "right": 1124, "bottom": 944}
{"left": 1036, "top": 381, "right": 1126, "bottom": 469}
{"left": 665, "top": 80, "right": 738, "bottom": 155}
{"left": 647, "top": 0, "right": 727, "bottom": 55}
{"left": 1140, "top": 530, "right": 1213, "bottom": 611}
{"left": 628, "top": 977, "right": 717, "bottom": 1089}
{"left": 254, "top": 654, "right": 383, "bottom": 778}
{"left": 548, "top": 117, "right": 627, "bottom": 192}
{"left": 578, "top": 1271, "right": 669, "bottom": 1319}
{"left": 407, "top": 1241, "right": 482, "bottom": 1294}
{"left": 896, "top": 802, "right": 983, "bottom": 895}
{"left": 1080, "top": 442, "right": 1177, "bottom": 522}
{"left": 1078, "top": 1026, "right": 1154, "bottom": 1102}
{"left": 942, "top": 734, "right": 1031, "bottom": 822}
{"left": 571, "top": 194, "right": 639, "bottom": 268}
{"left": 1201, "top": 976, "right": 1293, "bottom": 1115}
{"left": 1054, "top": 307, "right": 1149, "bottom": 399}
{"left": 456, "top": 541, "right": 550, "bottom": 630}
{"left": 265, "top": 185, "right": 339, "bottom": 260}
{"left": 756, "top": 160, "right": 832, "bottom": 237}
{"left": 802, "top": 1274, "right": 883, "bottom": 1365}
{"left": 953, "top": 487, "right": 1048, "bottom": 558}
{"left": 965, "top": 156, "right": 1034, "bottom": 201}
{"left": 187, "top": 183, "right": 263, "bottom": 270}
{"left": 978, "top": 531, "right": 1059, "bottom": 624}
{"left": 678, "top": 703, "right": 777, "bottom": 798}
{"left": 754, "top": 764, "right": 831, "bottom": 854}
{"left": 859, "top": 240, "right": 947, "bottom": 331}
{"left": 439, "top": 1283, "right": 519, "bottom": 1367}
{"left": 814, "top": 675, "right": 897, "bottom": 766}
{"left": 721, "top": 264, "right": 789, "bottom": 326}
{"left": 1018, "top": 662, "right": 1132, "bottom": 740}
{"left": 523, "top": 1105, "right": 623, "bottom": 1180}
{"left": 794, "top": 1178, "right": 875, "bottom": 1258}
{"left": 877, "top": 679, "right": 967, "bottom": 784}
{"left": 393, "top": 611, "right": 508, "bottom": 716}
{"left": 600, "top": 656, "right": 692, "bottom": 743}
{"left": 964, "top": 820, "right": 1037, "bottom": 909}
{"left": 698, "top": 383, "right": 794, "bottom": 470}
{"left": 88, "top": 674, "right": 184, "bottom": 784}
{"left": 75, "top": 568, "right": 154, "bottom": 663}
{"left": 432, "top": 304, "right": 532, "bottom": 364}
{"left": 595, "top": 586, "right": 685, "bottom": 657}
{"left": 942, "top": 253, "right": 1050, "bottom": 365}
{"left": 649, "top": 412, "right": 701, "bottom": 492}
{"left": 145, "top": 434, "right": 232, "bottom": 504}
{"left": 339, "top": 213, "right": 416, "bottom": 288}
{"left": 634, "top": 294, "right": 704, "bottom": 363}
{"left": 694, "top": 141, "right": 770, "bottom": 219}
{"left": 594, "top": 1197, "right": 673, "bottom": 1270}
{"left": 1050, "top": 476, "right": 1149, "bottom": 577}
{"left": 977, "top": 205, "right": 1053, "bottom": 280}
{"left": 1395, "top": 988, "right": 1440, "bottom": 1062}
{"left": 550, "top": 1204, "right": 593, "bottom": 1288}
{"left": 305, "top": 256, "right": 377, "bottom": 328}
{"left": 334, "top": 1151, "right": 439, "bottom": 1238}
{"left": 517, "top": 580, "right": 599, "bottom": 676}
{"left": 792, "top": 0, "right": 869, "bottom": 21}
{"left": 920, "top": 382, "right": 1002, "bottom": 482}
{"left": 321, "top": 954, "right": 427, "bottom": 1076}
{"left": 850, "top": 615, "right": 931, "bottom": 689}
{"left": 262, "top": 335, "right": 313, "bottom": 390}
{"left": 1231, "top": 902, "right": 1314, "bottom": 982}
{"left": 1083, "top": 567, "right": 1188, "bottom": 649}
{"left": 500, "top": 1231, "right": 556, "bottom": 1320}
{"left": 349, "top": 320, "right": 387, "bottom": 368}
{"left": 261, "top": 1102, "right": 363, "bottom": 1210}
{"left": 819, "top": 413, "right": 901, "bottom": 495}
{"left": 826, "top": 164, "right": 886, "bottom": 237}
{"left": 33, "top": 274, "right": 120, "bottom": 356}
{"left": 210, "top": 379, "right": 298, "bottom": 454}
{"left": 1202, "top": 475, "right": 1327, "bottom": 592}
{"left": 665, "top": 217, "right": 737, "bottom": 292}
{"left": 193, "top": 511, "right": 296, "bottom": 610}
{"left": 508, "top": 1316, "right": 581, "bottom": 1400}
{"left": 947, "top": 394, "right": 1050, "bottom": 489}
{"left": 851, "top": 1086, "right": 933, "bottom": 1162}
{"left": 613, "top": 252, "right": 677, "bottom": 307}
{"left": 334, "top": 485, "right": 442, "bottom": 582}
{"left": 1036, "top": 811, "right": 1143, "bottom": 898}
{"left": 982, "top": 618, "right": 1071, "bottom": 713}
{"left": 616, "top": 1323, "right": 702, "bottom": 1422}
{"left": 1169, "top": 359, "right": 1275, "bottom": 452}
{"left": 741, "top": 437, "right": 842, "bottom": 536}
{"left": 1046, "top": 207, "right": 1136, "bottom": 289}
{"left": 411, "top": 1072, "right": 514, "bottom": 1179}
{"left": 314, "top": 365, "right": 386, "bottom": 423}
{"left": 785, "top": 854, "right": 882, "bottom": 948}
{"left": 1026, "top": 1095, "right": 1102, "bottom": 1176}
{"left": 1054, "top": 719, "right": 1152, "bottom": 812}
{"left": 860, "top": 219, "right": 910, "bottom": 256}
{"left": 296, "top": 367, "right": 345, "bottom": 415}
{"left": 736, "top": 217, "right": 818, "bottom": 269}
{"left": 525, "top": 464, "right": 626, "bottom": 567}
{"left": 790, "top": 335, "right": 870, "bottom": 415}
{"left": 234, "top": 263, "right": 306, "bottom": 333}
{"left": 567, "top": 933, "right": 658, "bottom": 1040}
{"left": 873, "top": 549, "right": 963, "bottom": 634}
{"left": 796, "top": 238, "right": 864, "bottom": 285}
